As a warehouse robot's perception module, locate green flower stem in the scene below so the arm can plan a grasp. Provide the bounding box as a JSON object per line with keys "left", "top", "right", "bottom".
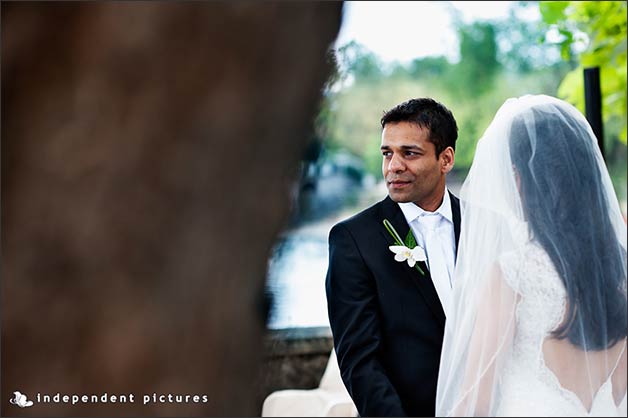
{"left": 383, "top": 219, "right": 404, "bottom": 246}
{"left": 414, "top": 263, "right": 425, "bottom": 276}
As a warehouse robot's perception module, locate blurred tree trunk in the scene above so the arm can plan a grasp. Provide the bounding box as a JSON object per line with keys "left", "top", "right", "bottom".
{"left": 1, "top": 2, "right": 342, "bottom": 416}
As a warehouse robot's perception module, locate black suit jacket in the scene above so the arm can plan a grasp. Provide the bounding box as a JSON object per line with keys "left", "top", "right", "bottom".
{"left": 325, "top": 193, "right": 461, "bottom": 417}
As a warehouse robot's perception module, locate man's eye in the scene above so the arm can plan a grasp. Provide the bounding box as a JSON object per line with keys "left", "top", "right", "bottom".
{"left": 382, "top": 151, "right": 392, "bottom": 157}
{"left": 405, "top": 151, "right": 418, "bottom": 156}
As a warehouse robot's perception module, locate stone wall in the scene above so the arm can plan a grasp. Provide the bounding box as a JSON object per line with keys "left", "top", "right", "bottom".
{"left": 256, "top": 327, "right": 334, "bottom": 414}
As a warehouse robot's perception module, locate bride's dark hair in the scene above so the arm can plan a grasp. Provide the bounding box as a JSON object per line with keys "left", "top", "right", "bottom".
{"left": 509, "top": 105, "right": 627, "bottom": 350}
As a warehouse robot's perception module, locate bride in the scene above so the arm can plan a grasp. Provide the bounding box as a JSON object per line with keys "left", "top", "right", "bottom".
{"left": 436, "top": 94, "right": 627, "bottom": 416}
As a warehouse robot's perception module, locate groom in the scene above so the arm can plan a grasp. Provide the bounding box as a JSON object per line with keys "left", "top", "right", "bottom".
{"left": 325, "top": 98, "right": 460, "bottom": 417}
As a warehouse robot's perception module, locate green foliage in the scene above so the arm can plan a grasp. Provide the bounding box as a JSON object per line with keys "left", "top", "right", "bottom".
{"left": 455, "top": 22, "right": 501, "bottom": 97}
{"left": 540, "top": 1, "right": 628, "bottom": 144}
{"left": 336, "top": 41, "right": 385, "bottom": 83}
{"left": 405, "top": 56, "right": 451, "bottom": 79}
{"left": 496, "top": 1, "right": 570, "bottom": 73}
{"left": 404, "top": 228, "right": 417, "bottom": 249}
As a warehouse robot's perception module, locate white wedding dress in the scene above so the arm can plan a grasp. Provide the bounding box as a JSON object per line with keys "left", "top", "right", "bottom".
{"left": 436, "top": 95, "right": 628, "bottom": 418}
{"left": 495, "top": 241, "right": 627, "bottom": 417}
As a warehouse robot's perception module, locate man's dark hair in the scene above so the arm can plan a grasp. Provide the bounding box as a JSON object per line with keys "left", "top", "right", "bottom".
{"left": 380, "top": 98, "right": 458, "bottom": 157}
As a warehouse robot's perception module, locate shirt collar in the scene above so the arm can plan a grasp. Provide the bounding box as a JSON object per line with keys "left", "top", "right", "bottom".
{"left": 398, "top": 188, "right": 453, "bottom": 225}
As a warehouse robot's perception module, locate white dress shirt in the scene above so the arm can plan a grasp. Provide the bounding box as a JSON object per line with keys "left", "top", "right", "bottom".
{"left": 398, "top": 189, "right": 456, "bottom": 318}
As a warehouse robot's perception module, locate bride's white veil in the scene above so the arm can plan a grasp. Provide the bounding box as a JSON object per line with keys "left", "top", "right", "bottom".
{"left": 436, "top": 94, "right": 627, "bottom": 416}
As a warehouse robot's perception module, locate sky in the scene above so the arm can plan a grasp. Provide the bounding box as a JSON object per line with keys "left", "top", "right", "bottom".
{"left": 335, "top": 1, "right": 540, "bottom": 63}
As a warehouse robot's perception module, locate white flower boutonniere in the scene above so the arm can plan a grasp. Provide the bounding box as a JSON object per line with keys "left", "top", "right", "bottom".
{"left": 389, "top": 245, "right": 427, "bottom": 268}
{"left": 383, "top": 219, "right": 427, "bottom": 275}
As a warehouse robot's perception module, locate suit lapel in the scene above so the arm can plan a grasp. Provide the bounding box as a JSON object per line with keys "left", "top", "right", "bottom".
{"left": 449, "top": 191, "right": 461, "bottom": 258}
{"left": 380, "top": 196, "right": 446, "bottom": 326}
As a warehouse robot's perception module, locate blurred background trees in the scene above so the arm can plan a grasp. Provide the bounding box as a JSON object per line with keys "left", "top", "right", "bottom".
{"left": 314, "top": 0, "right": 627, "bottom": 210}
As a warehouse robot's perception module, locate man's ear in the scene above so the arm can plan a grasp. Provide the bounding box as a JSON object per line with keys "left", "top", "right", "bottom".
{"left": 440, "top": 146, "right": 455, "bottom": 173}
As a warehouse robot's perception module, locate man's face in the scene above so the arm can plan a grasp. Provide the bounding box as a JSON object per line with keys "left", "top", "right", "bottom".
{"left": 381, "top": 121, "right": 452, "bottom": 209}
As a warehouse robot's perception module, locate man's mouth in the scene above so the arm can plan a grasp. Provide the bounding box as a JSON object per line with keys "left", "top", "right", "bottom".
{"left": 388, "top": 180, "right": 411, "bottom": 189}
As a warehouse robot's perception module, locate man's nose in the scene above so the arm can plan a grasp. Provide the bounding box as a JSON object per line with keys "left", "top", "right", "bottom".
{"left": 387, "top": 154, "right": 405, "bottom": 172}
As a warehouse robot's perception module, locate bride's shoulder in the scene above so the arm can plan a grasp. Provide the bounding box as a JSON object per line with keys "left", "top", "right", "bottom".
{"left": 499, "top": 240, "right": 553, "bottom": 268}
{"left": 497, "top": 240, "right": 559, "bottom": 292}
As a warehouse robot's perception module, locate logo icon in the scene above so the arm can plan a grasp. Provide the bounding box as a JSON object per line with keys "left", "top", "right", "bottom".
{"left": 10, "top": 391, "right": 33, "bottom": 408}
